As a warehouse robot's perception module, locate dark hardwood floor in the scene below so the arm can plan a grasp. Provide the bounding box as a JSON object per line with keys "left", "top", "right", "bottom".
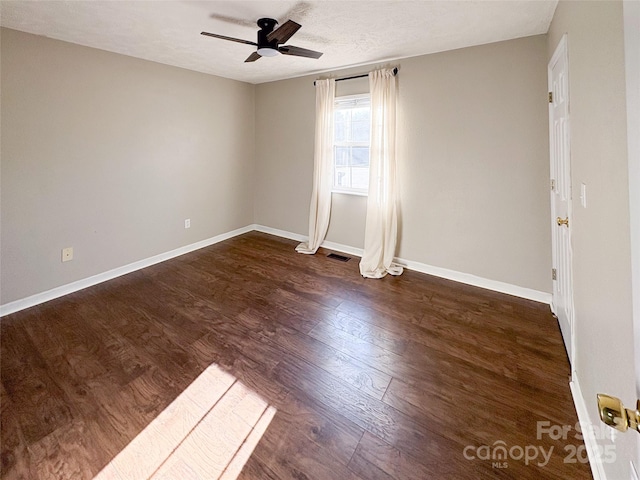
{"left": 0, "top": 231, "right": 592, "bottom": 479}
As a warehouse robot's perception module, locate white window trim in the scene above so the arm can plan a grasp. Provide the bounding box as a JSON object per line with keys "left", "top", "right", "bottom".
{"left": 332, "top": 93, "right": 371, "bottom": 196}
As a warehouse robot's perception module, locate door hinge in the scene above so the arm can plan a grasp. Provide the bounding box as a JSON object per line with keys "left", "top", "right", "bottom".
{"left": 552, "top": 268, "right": 557, "bottom": 280}
{"left": 551, "top": 179, "right": 556, "bottom": 191}
{"left": 549, "top": 92, "right": 553, "bottom": 103}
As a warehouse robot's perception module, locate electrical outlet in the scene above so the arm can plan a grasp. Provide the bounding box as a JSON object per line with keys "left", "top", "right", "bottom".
{"left": 184, "top": 219, "right": 191, "bottom": 229}
{"left": 62, "top": 247, "right": 73, "bottom": 262}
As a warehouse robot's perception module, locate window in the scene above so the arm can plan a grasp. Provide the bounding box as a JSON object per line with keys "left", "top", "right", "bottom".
{"left": 333, "top": 94, "right": 370, "bottom": 194}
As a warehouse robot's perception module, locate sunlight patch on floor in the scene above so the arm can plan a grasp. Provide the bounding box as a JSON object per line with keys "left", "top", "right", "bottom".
{"left": 93, "top": 364, "right": 276, "bottom": 480}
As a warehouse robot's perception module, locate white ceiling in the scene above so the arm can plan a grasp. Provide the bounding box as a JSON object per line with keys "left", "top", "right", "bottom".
{"left": 0, "top": 1, "right": 558, "bottom": 85}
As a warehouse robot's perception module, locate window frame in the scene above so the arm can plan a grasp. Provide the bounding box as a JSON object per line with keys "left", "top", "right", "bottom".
{"left": 332, "top": 93, "right": 371, "bottom": 196}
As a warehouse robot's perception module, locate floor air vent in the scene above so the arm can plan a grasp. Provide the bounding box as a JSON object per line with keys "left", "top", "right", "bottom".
{"left": 327, "top": 253, "right": 351, "bottom": 262}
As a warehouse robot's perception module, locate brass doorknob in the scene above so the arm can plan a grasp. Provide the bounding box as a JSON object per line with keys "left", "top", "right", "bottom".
{"left": 597, "top": 393, "right": 640, "bottom": 433}
{"left": 557, "top": 216, "right": 569, "bottom": 227}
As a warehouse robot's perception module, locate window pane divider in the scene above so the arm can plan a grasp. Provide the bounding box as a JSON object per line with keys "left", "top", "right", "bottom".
{"left": 334, "top": 142, "right": 370, "bottom": 147}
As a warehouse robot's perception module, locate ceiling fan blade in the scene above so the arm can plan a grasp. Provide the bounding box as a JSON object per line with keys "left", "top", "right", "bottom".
{"left": 278, "top": 45, "right": 323, "bottom": 59}
{"left": 267, "top": 20, "right": 301, "bottom": 44}
{"left": 244, "top": 51, "right": 262, "bottom": 63}
{"left": 200, "top": 31, "right": 257, "bottom": 46}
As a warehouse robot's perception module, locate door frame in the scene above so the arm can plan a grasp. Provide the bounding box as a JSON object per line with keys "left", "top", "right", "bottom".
{"left": 623, "top": 0, "right": 640, "bottom": 474}
{"left": 548, "top": 33, "right": 576, "bottom": 370}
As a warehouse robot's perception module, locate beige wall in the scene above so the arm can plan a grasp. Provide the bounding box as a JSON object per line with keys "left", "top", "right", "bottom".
{"left": 0, "top": 28, "right": 255, "bottom": 304}
{"left": 255, "top": 35, "right": 551, "bottom": 293}
{"left": 0, "top": 30, "right": 566, "bottom": 307}
{"left": 548, "top": 1, "right": 637, "bottom": 477}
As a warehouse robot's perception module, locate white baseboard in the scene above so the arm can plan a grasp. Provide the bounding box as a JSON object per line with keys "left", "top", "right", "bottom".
{"left": 251, "top": 224, "right": 307, "bottom": 243}
{"left": 253, "top": 224, "right": 551, "bottom": 304}
{"left": 321, "top": 240, "right": 365, "bottom": 258}
{"left": 569, "top": 375, "right": 607, "bottom": 480}
{"left": 396, "top": 257, "right": 552, "bottom": 304}
{"left": 1, "top": 223, "right": 552, "bottom": 316}
{"left": 252, "top": 224, "right": 366, "bottom": 257}
{"left": 0, "top": 225, "right": 255, "bottom": 317}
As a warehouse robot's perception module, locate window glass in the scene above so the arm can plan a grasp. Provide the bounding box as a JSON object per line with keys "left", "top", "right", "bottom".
{"left": 332, "top": 94, "right": 371, "bottom": 194}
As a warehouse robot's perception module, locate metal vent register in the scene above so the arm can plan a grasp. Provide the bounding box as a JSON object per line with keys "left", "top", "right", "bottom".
{"left": 327, "top": 253, "right": 350, "bottom": 262}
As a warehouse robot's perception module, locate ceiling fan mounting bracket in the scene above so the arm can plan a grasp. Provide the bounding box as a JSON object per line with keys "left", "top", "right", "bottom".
{"left": 257, "top": 18, "right": 278, "bottom": 33}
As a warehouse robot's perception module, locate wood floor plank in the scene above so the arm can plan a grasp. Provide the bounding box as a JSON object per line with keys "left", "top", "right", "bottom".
{"left": 79, "top": 289, "right": 204, "bottom": 391}
{"left": 308, "top": 311, "right": 575, "bottom": 427}
{"left": 251, "top": 417, "right": 366, "bottom": 480}
{"left": 151, "top": 381, "right": 268, "bottom": 480}
{"left": 272, "top": 352, "right": 474, "bottom": 471}
{"left": 235, "top": 311, "right": 392, "bottom": 400}
{"left": 318, "top": 310, "right": 409, "bottom": 355}
{"left": 255, "top": 390, "right": 365, "bottom": 468}
{"left": 26, "top": 421, "right": 100, "bottom": 480}
{"left": 220, "top": 405, "right": 278, "bottom": 480}
{"left": 307, "top": 317, "right": 453, "bottom": 383}
{"left": 348, "top": 431, "right": 461, "bottom": 480}
{"left": 382, "top": 377, "right": 588, "bottom": 480}
{"left": 1, "top": 383, "right": 35, "bottom": 480}
{"left": 0, "top": 320, "right": 74, "bottom": 446}
{"left": 94, "top": 365, "right": 236, "bottom": 480}
{"left": 188, "top": 318, "right": 282, "bottom": 374}
{"left": 317, "top": 306, "right": 523, "bottom": 381}
{"left": 243, "top": 289, "right": 328, "bottom": 334}
{"left": 236, "top": 455, "right": 280, "bottom": 480}
{"left": 186, "top": 332, "right": 290, "bottom": 410}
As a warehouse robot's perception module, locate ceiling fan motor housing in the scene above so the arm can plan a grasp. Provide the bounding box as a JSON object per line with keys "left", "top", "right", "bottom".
{"left": 257, "top": 18, "right": 279, "bottom": 50}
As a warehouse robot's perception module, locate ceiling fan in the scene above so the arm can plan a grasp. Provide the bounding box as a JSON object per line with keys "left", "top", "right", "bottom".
{"left": 201, "top": 18, "right": 323, "bottom": 63}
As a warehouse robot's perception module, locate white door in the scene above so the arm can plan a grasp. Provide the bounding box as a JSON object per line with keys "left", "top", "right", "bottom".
{"left": 548, "top": 34, "right": 574, "bottom": 365}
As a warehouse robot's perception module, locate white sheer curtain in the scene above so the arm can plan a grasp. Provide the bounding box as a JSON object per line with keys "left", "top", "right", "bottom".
{"left": 296, "top": 78, "right": 336, "bottom": 254}
{"left": 359, "top": 68, "right": 403, "bottom": 278}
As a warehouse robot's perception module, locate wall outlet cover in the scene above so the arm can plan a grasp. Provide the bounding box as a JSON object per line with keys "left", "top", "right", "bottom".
{"left": 62, "top": 247, "right": 73, "bottom": 262}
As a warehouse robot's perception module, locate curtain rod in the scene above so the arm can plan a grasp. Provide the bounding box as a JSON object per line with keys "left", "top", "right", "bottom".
{"left": 313, "top": 67, "right": 398, "bottom": 86}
